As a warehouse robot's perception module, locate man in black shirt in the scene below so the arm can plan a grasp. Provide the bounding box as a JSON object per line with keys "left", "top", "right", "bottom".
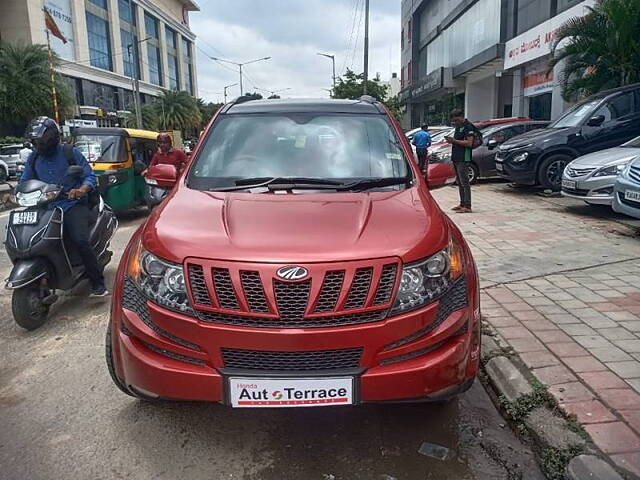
{"left": 445, "top": 109, "right": 475, "bottom": 213}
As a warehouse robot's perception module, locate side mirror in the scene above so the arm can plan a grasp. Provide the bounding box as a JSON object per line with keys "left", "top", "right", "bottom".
{"left": 145, "top": 163, "right": 178, "bottom": 188}
{"left": 133, "top": 160, "right": 146, "bottom": 175}
{"left": 66, "top": 165, "right": 84, "bottom": 178}
{"left": 587, "top": 115, "right": 605, "bottom": 127}
{"left": 487, "top": 139, "right": 498, "bottom": 150}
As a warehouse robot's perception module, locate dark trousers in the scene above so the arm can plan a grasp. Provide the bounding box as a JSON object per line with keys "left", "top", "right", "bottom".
{"left": 64, "top": 203, "right": 105, "bottom": 289}
{"left": 416, "top": 148, "right": 429, "bottom": 171}
{"left": 454, "top": 162, "right": 472, "bottom": 208}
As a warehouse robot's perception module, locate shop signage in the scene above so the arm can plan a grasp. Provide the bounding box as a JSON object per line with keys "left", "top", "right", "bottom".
{"left": 523, "top": 68, "right": 554, "bottom": 97}
{"left": 410, "top": 68, "right": 443, "bottom": 99}
{"left": 66, "top": 119, "right": 98, "bottom": 128}
{"left": 44, "top": 0, "right": 75, "bottom": 61}
{"left": 504, "top": 0, "right": 594, "bottom": 70}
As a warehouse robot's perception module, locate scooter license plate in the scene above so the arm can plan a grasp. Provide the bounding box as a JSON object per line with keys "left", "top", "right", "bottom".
{"left": 12, "top": 211, "right": 38, "bottom": 225}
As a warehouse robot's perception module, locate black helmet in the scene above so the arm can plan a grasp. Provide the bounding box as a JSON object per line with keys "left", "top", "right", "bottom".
{"left": 26, "top": 117, "right": 60, "bottom": 155}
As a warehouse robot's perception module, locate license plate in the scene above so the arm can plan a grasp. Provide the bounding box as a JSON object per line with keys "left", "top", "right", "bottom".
{"left": 12, "top": 211, "right": 38, "bottom": 225}
{"left": 229, "top": 377, "right": 354, "bottom": 408}
{"left": 624, "top": 190, "right": 640, "bottom": 202}
{"left": 562, "top": 179, "right": 577, "bottom": 190}
{"left": 495, "top": 163, "right": 504, "bottom": 172}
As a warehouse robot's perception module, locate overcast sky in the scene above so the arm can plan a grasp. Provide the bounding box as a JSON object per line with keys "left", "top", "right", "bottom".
{"left": 190, "top": 0, "right": 401, "bottom": 103}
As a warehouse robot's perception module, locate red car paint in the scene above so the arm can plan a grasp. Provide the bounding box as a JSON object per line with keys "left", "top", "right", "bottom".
{"left": 108, "top": 99, "right": 480, "bottom": 405}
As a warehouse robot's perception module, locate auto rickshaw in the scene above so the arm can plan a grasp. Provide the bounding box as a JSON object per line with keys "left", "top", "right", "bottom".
{"left": 71, "top": 128, "right": 158, "bottom": 212}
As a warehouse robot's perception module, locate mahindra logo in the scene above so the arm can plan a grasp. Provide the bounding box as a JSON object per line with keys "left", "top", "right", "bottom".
{"left": 276, "top": 266, "right": 309, "bottom": 281}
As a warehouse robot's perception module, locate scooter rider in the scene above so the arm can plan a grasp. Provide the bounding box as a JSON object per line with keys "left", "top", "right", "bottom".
{"left": 20, "top": 117, "right": 108, "bottom": 297}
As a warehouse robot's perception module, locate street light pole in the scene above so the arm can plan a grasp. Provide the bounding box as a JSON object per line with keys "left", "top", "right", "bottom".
{"left": 223, "top": 82, "right": 238, "bottom": 104}
{"left": 363, "top": 0, "right": 370, "bottom": 95}
{"left": 266, "top": 87, "right": 291, "bottom": 98}
{"left": 317, "top": 53, "right": 336, "bottom": 95}
{"left": 209, "top": 56, "right": 271, "bottom": 96}
{"left": 127, "top": 36, "right": 150, "bottom": 128}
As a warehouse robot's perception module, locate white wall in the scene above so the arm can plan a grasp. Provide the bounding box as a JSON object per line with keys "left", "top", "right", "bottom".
{"left": 465, "top": 75, "right": 499, "bottom": 121}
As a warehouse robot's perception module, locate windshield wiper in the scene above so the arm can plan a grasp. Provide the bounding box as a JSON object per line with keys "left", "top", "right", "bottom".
{"left": 267, "top": 177, "right": 410, "bottom": 192}
{"left": 213, "top": 177, "right": 343, "bottom": 192}
{"left": 336, "top": 177, "right": 411, "bottom": 191}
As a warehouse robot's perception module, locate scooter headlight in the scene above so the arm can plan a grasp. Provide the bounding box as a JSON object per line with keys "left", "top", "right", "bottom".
{"left": 127, "top": 241, "right": 192, "bottom": 314}
{"left": 16, "top": 190, "right": 43, "bottom": 207}
{"left": 390, "top": 236, "right": 465, "bottom": 315}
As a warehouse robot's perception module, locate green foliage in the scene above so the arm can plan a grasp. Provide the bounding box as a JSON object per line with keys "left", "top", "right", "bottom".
{"left": 242, "top": 92, "right": 263, "bottom": 101}
{"left": 196, "top": 98, "right": 223, "bottom": 129}
{"left": 549, "top": 0, "right": 640, "bottom": 101}
{"left": 383, "top": 95, "right": 401, "bottom": 121}
{"left": 0, "top": 42, "right": 75, "bottom": 136}
{"left": 268, "top": 94, "right": 281, "bottom": 99}
{"left": 499, "top": 380, "right": 552, "bottom": 424}
{"left": 332, "top": 69, "right": 389, "bottom": 102}
{"left": 0, "top": 136, "right": 25, "bottom": 145}
{"left": 540, "top": 446, "right": 583, "bottom": 480}
{"left": 154, "top": 90, "right": 202, "bottom": 131}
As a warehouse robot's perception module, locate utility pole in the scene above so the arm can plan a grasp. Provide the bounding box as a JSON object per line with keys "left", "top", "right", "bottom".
{"left": 363, "top": 0, "right": 370, "bottom": 95}
{"left": 317, "top": 53, "right": 336, "bottom": 95}
{"left": 127, "top": 36, "right": 150, "bottom": 128}
{"left": 209, "top": 56, "right": 271, "bottom": 96}
{"left": 44, "top": 29, "right": 60, "bottom": 125}
{"left": 223, "top": 82, "right": 238, "bottom": 104}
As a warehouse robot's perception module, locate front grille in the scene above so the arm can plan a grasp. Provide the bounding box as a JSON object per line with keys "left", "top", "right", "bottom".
{"left": 314, "top": 271, "right": 345, "bottom": 312}
{"left": 222, "top": 347, "right": 363, "bottom": 371}
{"left": 122, "top": 277, "right": 201, "bottom": 351}
{"left": 373, "top": 264, "right": 397, "bottom": 305}
{"left": 344, "top": 267, "right": 373, "bottom": 309}
{"left": 566, "top": 166, "right": 596, "bottom": 178}
{"left": 188, "top": 265, "right": 211, "bottom": 306}
{"left": 143, "top": 341, "right": 205, "bottom": 366}
{"left": 274, "top": 279, "right": 311, "bottom": 322}
{"left": 213, "top": 268, "right": 240, "bottom": 310}
{"left": 196, "top": 309, "right": 387, "bottom": 328}
{"left": 241, "top": 271, "right": 270, "bottom": 313}
{"left": 384, "top": 276, "right": 468, "bottom": 350}
{"left": 628, "top": 166, "right": 640, "bottom": 184}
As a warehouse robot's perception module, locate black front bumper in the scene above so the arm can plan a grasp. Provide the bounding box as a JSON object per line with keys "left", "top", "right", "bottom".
{"left": 495, "top": 152, "right": 539, "bottom": 185}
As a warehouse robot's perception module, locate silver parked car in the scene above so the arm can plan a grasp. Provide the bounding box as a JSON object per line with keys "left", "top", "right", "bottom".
{"left": 612, "top": 156, "right": 640, "bottom": 218}
{"left": 561, "top": 136, "right": 640, "bottom": 205}
{"left": 0, "top": 144, "right": 22, "bottom": 178}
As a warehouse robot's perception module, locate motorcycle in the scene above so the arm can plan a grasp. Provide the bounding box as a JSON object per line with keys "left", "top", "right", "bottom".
{"left": 143, "top": 163, "right": 178, "bottom": 209}
{"left": 5, "top": 165, "right": 117, "bottom": 330}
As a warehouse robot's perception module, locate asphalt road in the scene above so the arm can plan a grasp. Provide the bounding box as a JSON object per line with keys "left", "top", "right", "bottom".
{"left": 0, "top": 206, "right": 544, "bottom": 480}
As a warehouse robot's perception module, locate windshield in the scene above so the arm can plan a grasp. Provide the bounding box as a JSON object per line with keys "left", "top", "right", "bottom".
{"left": 0, "top": 146, "right": 20, "bottom": 155}
{"left": 430, "top": 128, "right": 455, "bottom": 144}
{"left": 73, "top": 135, "right": 126, "bottom": 163}
{"left": 188, "top": 113, "right": 410, "bottom": 191}
{"left": 622, "top": 136, "right": 640, "bottom": 148}
{"left": 550, "top": 100, "right": 601, "bottom": 128}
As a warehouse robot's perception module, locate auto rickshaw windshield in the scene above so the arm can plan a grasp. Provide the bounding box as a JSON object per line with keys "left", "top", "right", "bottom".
{"left": 73, "top": 135, "right": 126, "bottom": 163}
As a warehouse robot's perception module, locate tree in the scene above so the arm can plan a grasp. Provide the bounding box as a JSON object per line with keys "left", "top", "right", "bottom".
{"left": 242, "top": 92, "right": 263, "bottom": 101}
{"left": 153, "top": 90, "right": 201, "bottom": 131}
{"left": 0, "top": 42, "right": 74, "bottom": 136}
{"left": 268, "top": 94, "right": 281, "bottom": 99}
{"left": 549, "top": 0, "right": 640, "bottom": 101}
{"left": 196, "top": 98, "right": 222, "bottom": 129}
{"left": 332, "top": 69, "right": 389, "bottom": 102}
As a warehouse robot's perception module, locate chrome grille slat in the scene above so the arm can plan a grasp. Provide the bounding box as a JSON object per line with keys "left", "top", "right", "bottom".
{"left": 188, "top": 265, "right": 211, "bottom": 306}
{"left": 241, "top": 271, "right": 270, "bottom": 313}
{"left": 213, "top": 268, "right": 240, "bottom": 310}
{"left": 373, "top": 264, "right": 397, "bottom": 305}
{"left": 274, "top": 279, "right": 311, "bottom": 322}
{"left": 628, "top": 167, "right": 640, "bottom": 183}
{"left": 566, "top": 166, "right": 596, "bottom": 178}
{"left": 314, "top": 271, "right": 345, "bottom": 312}
{"left": 222, "top": 347, "right": 362, "bottom": 371}
{"left": 196, "top": 309, "right": 387, "bottom": 328}
{"left": 344, "top": 267, "right": 373, "bottom": 309}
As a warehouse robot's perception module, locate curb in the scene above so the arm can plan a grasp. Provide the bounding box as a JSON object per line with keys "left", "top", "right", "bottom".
{"left": 480, "top": 332, "right": 630, "bottom": 480}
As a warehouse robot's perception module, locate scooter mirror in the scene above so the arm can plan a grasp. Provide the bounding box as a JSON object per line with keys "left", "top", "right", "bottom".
{"left": 67, "top": 165, "right": 84, "bottom": 178}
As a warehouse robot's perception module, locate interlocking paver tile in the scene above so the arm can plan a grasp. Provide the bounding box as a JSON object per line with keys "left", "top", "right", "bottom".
{"left": 605, "top": 311, "right": 639, "bottom": 322}
{"left": 581, "top": 317, "right": 618, "bottom": 329}
{"left": 497, "top": 326, "right": 535, "bottom": 340}
{"left": 627, "top": 378, "right": 640, "bottom": 394}
{"left": 606, "top": 361, "right": 640, "bottom": 379}
{"left": 585, "top": 422, "right": 640, "bottom": 454}
{"left": 574, "top": 336, "right": 616, "bottom": 349}
{"left": 550, "top": 382, "right": 595, "bottom": 404}
{"left": 520, "top": 351, "right": 561, "bottom": 369}
{"left": 533, "top": 330, "right": 573, "bottom": 344}
{"left": 613, "top": 339, "right": 640, "bottom": 354}
{"left": 562, "top": 356, "right": 607, "bottom": 374}
{"left": 619, "top": 410, "right": 640, "bottom": 434}
{"left": 546, "top": 342, "right": 590, "bottom": 358}
{"left": 520, "top": 319, "right": 557, "bottom": 332}
{"left": 599, "top": 388, "right": 640, "bottom": 410}
{"left": 559, "top": 324, "right": 598, "bottom": 336}
{"left": 533, "top": 365, "right": 577, "bottom": 386}
{"left": 512, "top": 310, "right": 546, "bottom": 321}
{"left": 562, "top": 400, "right": 617, "bottom": 424}
{"left": 620, "top": 321, "right": 640, "bottom": 333}
{"left": 508, "top": 338, "right": 546, "bottom": 353}
{"left": 578, "top": 371, "right": 629, "bottom": 391}
{"left": 486, "top": 316, "right": 520, "bottom": 327}
{"left": 611, "top": 453, "right": 640, "bottom": 478}
{"left": 591, "top": 346, "right": 634, "bottom": 363}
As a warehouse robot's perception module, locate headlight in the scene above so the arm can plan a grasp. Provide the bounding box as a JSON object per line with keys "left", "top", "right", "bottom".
{"left": 511, "top": 152, "right": 529, "bottom": 163}
{"left": 431, "top": 151, "right": 451, "bottom": 164}
{"left": 391, "top": 236, "right": 465, "bottom": 315}
{"left": 16, "top": 190, "right": 42, "bottom": 207}
{"left": 593, "top": 163, "right": 626, "bottom": 177}
{"left": 127, "top": 241, "right": 193, "bottom": 314}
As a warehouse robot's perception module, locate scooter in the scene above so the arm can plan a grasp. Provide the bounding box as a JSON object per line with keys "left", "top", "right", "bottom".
{"left": 5, "top": 165, "right": 117, "bottom": 330}
{"left": 143, "top": 163, "right": 178, "bottom": 209}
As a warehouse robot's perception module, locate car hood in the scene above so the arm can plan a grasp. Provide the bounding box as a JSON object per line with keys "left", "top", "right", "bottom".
{"left": 500, "top": 127, "right": 568, "bottom": 150}
{"left": 570, "top": 147, "right": 640, "bottom": 167}
{"left": 142, "top": 186, "right": 449, "bottom": 264}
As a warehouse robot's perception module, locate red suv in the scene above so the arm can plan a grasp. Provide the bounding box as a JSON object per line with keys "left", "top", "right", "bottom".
{"left": 107, "top": 97, "right": 480, "bottom": 407}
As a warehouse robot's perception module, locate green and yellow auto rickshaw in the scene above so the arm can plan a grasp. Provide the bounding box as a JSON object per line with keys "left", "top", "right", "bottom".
{"left": 71, "top": 128, "right": 158, "bottom": 213}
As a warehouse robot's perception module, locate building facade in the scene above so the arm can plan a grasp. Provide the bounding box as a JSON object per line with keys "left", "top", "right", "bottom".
{"left": 0, "top": 0, "right": 199, "bottom": 127}
{"left": 400, "top": 0, "right": 592, "bottom": 128}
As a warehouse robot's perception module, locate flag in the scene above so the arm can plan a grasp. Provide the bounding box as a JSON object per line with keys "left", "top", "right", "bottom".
{"left": 44, "top": 8, "right": 67, "bottom": 44}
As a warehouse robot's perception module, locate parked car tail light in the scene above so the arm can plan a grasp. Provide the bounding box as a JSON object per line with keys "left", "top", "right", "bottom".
{"left": 391, "top": 236, "right": 464, "bottom": 315}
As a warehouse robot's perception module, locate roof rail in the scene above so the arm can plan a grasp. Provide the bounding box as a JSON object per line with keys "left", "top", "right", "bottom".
{"left": 358, "top": 95, "right": 377, "bottom": 104}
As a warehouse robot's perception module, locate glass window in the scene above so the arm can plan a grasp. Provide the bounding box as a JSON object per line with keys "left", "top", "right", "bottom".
{"left": 557, "top": 0, "right": 582, "bottom": 13}
{"left": 168, "top": 54, "right": 179, "bottom": 90}
{"left": 166, "top": 27, "right": 177, "bottom": 49}
{"left": 120, "top": 29, "right": 140, "bottom": 79}
{"left": 188, "top": 114, "right": 410, "bottom": 191}
{"left": 183, "top": 62, "right": 193, "bottom": 94}
{"left": 86, "top": 12, "right": 112, "bottom": 71}
{"left": 182, "top": 38, "right": 191, "bottom": 58}
{"left": 118, "top": 0, "right": 134, "bottom": 24}
{"left": 72, "top": 135, "right": 126, "bottom": 163}
{"left": 518, "top": 0, "right": 551, "bottom": 34}
{"left": 89, "top": 0, "right": 107, "bottom": 9}
{"left": 621, "top": 135, "right": 640, "bottom": 148}
{"left": 148, "top": 44, "right": 162, "bottom": 85}
{"left": 550, "top": 99, "right": 601, "bottom": 128}
{"left": 144, "top": 13, "right": 158, "bottom": 39}
{"left": 608, "top": 92, "right": 633, "bottom": 119}
{"left": 636, "top": 91, "right": 640, "bottom": 113}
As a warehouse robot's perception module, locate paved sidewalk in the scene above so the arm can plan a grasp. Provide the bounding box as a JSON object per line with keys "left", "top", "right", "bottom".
{"left": 433, "top": 183, "right": 640, "bottom": 478}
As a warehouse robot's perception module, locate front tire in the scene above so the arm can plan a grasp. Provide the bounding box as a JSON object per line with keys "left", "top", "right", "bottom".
{"left": 468, "top": 163, "right": 480, "bottom": 184}
{"left": 538, "top": 154, "right": 572, "bottom": 191}
{"left": 12, "top": 285, "right": 50, "bottom": 330}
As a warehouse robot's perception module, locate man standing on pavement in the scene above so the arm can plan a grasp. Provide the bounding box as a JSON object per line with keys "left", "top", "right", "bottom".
{"left": 446, "top": 109, "right": 476, "bottom": 213}
{"left": 146, "top": 133, "right": 188, "bottom": 174}
{"left": 412, "top": 124, "right": 431, "bottom": 175}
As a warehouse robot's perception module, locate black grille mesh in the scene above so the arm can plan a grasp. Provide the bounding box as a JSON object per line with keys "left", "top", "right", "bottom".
{"left": 383, "top": 276, "right": 468, "bottom": 351}
{"left": 373, "top": 264, "right": 397, "bottom": 305}
{"left": 213, "top": 268, "right": 240, "bottom": 310}
{"left": 344, "top": 267, "right": 373, "bottom": 309}
{"left": 122, "top": 277, "right": 201, "bottom": 351}
{"left": 222, "top": 347, "right": 363, "bottom": 371}
{"left": 241, "top": 271, "right": 270, "bottom": 313}
{"left": 196, "top": 309, "right": 387, "bottom": 328}
{"left": 274, "top": 279, "right": 311, "bottom": 322}
{"left": 314, "top": 271, "right": 345, "bottom": 312}
{"left": 143, "top": 341, "right": 205, "bottom": 366}
{"left": 188, "top": 265, "right": 211, "bottom": 306}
